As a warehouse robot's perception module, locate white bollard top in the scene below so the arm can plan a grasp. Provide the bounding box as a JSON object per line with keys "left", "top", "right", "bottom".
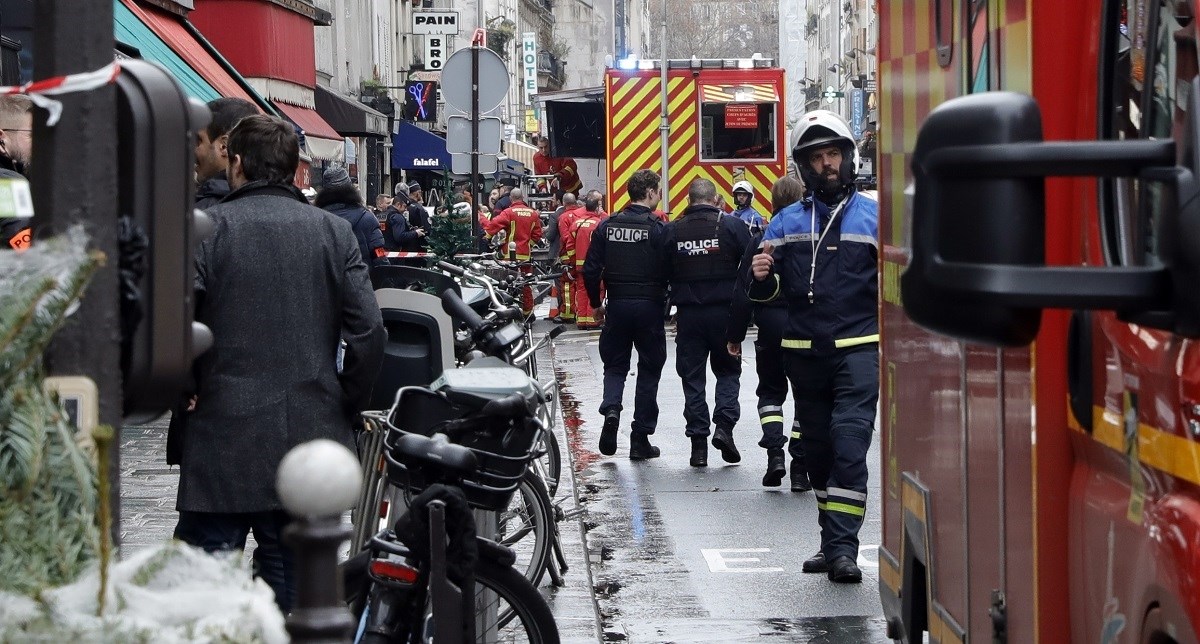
{"left": 276, "top": 439, "right": 363, "bottom": 518}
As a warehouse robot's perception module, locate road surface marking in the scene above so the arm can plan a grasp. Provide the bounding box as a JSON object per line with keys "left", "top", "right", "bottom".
{"left": 701, "top": 548, "right": 785, "bottom": 572}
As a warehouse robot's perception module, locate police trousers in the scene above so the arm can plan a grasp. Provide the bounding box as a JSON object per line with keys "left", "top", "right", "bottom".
{"left": 785, "top": 344, "right": 878, "bottom": 562}
{"left": 753, "top": 307, "right": 805, "bottom": 463}
{"left": 598, "top": 298, "right": 667, "bottom": 435}
{"left": 675, "top": 304, "right": 741, "bottom": 437}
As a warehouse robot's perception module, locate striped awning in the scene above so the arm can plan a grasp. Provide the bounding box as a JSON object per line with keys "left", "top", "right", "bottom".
{"left": 700, "top": 83, "right": 779, "bottom": 103}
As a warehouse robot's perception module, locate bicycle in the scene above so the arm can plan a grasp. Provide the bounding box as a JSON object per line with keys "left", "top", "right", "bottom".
{"left": 344, "top": 350, "right": 561, "bottom": 643}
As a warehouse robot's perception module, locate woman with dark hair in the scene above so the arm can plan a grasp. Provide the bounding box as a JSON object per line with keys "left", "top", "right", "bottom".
{"left": 725, "top": 174, "right": 810, "bottom": 491}
{"left": 315, "top": 166, "right": 387, "bottom": 268}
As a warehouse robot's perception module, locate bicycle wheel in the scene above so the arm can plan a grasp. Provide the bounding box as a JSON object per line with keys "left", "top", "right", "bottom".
{"left": 492, "top": 469, "right": 554, "bottom": 586}
{"left": 472, "top": 556, "right": 561, "bottom": 643}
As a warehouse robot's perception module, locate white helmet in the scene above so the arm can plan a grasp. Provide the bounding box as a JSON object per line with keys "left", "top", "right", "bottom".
{"left": 731, "top": 180, "right": 753, "bottom": 196}
{"left": 790, "top": 110, "right": 859, "bottom": 191}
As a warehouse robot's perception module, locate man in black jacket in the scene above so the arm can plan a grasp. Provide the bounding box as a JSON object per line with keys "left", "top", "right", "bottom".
{"left": 173, "top": 115, "right": 385, "bottom": 611}
{"left": 666, "top": 178, "right": 751, "bottom": 467}
{"left": 583, "top": 169, "right": 672, "bottom": 460}
{"left": 404, "top": 181, "right": 431, "bottom": 243}
{"left": 193, "top": 97, "right": 258, "bottom": 209}
{"left": 315, "top": 166, "right": 387, "bottom": 268}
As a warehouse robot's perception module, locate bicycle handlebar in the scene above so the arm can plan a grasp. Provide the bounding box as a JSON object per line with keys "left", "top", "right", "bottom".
{"left": 437, "top": 260, "right": 466, "bottom": 277}
{"left": 440, "top": 288, "right": 486, "bottom": 333}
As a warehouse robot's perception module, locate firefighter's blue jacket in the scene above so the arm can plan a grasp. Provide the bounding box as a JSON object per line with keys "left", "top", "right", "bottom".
{"left": 748, "top": 190, "right": 878, "bottom": 353}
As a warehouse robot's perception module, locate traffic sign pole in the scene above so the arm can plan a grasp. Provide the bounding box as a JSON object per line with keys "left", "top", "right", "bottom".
{"left": 471, "top": 45, "right": 480, "bottom": 243}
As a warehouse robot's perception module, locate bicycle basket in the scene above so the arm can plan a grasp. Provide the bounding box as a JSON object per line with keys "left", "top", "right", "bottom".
{"left": 381, "top": 387, "right": 542, "bottom": 511}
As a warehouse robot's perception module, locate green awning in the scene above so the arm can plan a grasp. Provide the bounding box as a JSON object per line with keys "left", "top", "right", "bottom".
{"left": 114, "top": 0, "right": 220, "bottom": 102}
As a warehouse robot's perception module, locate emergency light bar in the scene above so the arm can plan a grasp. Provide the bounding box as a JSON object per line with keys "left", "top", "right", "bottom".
{"left": 607, "top": 56, "right": 774, "bottom": 70}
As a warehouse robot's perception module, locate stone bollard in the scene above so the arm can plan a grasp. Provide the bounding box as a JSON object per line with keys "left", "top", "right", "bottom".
{"left": 276, "top": 439, "right": 363, "bottom": 643}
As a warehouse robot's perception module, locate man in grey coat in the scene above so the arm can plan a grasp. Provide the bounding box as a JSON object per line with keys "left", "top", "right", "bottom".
{"left": 173, "top": 115, "right": 385, "bottom": 612}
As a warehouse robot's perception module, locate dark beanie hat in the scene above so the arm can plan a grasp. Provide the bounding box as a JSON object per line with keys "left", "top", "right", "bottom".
{"left": 407, "top": 181, "right": 422, "bottom": 192}
{"left": 324, "top": 165, "right": 351, "bottom": 188}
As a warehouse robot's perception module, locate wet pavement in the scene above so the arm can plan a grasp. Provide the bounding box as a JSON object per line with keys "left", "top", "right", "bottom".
{"left": 551, "top": 320, "right": 889, "bottom": 643}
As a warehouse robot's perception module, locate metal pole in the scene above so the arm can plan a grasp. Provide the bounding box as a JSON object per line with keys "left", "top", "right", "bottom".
{"left": 837, "top": 0, "right": 844, "bottom": 118}
{"left": 283, "top": 516, "right": 355, "bottom": 642}
{"left": 471, "top": 45, "right": 482, "bottom": 243}
{"left": 32, "top": 0, "right": 121, "bottom": 545}
{"left": 658, "top": 0, "right": 669, "bottom": 214}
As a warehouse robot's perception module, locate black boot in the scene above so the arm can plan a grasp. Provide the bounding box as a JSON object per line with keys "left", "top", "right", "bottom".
{"left": 628, "top": 432, "right": 660, "bottom": 460}
{"left": 789, "top": 458, "right": 811, "bottom": 492}
{"left": 599, "top": 410, "right": 619, "bottom": 456}
{"left": 711, "top": 426, "right": 741, "bottom": 463}
{"left": 801, "top": 552, "right": 830, "bottom": 573}
{"left": 762, "top": 448, "right": 786, "bottom": 487}
{"left": 827, "top": 555, "right": 863, "bottom": 583}
{"left": 689, "top": 435, "right": 708, "bottom": 467}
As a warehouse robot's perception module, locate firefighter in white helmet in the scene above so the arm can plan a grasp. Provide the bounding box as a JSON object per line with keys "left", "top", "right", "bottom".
{"left": 746, "top": 109, "right": 878, "bottom": 584}
{"left": 729, "top": 180, "right": 766, "bottom": 234}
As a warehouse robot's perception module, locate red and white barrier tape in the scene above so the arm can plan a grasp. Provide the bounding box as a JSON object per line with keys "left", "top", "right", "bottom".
{"left": 1, "top": 61, "right": 121, "bottom": 126}
{"left": 384, "top": 252, "right": 490, "bottom": 258}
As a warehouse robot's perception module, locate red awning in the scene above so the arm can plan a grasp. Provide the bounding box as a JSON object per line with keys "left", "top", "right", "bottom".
{"left": 274, "top": 101, "right": 342, "bottom": 142}
{"left": 119, "top": 0, "right": 260, "bottom": 105}
{"left": 274, "top": 101, "right": 344, "bottom": 162}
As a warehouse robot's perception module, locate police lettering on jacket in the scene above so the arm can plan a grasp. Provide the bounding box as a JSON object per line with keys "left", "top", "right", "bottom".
{"left": 677, "top": 237, "right": 719, "bottom": 255}
{"left": 608, "top": 226, "right": 649, "bottom": 242}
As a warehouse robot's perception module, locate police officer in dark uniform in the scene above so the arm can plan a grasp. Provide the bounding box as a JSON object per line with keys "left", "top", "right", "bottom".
{"left": 666, "top": 178, "right": 751, "bottom": 467}
{"left": 749, "top": 110, "right": 878, "bottom": 584}
{"left": 583, "top": 168, "right": 672, "bottom": 460}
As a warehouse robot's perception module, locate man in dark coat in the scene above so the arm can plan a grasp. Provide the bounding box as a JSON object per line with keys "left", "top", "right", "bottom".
{"left": 404, "top": 180, "right": 431, "bottom": 249}
{"left": 315, "top": 165, "right": 387, "bottom": 268}
{"left": 193, "top": 97, "right": 258, "bottom": 210}
{"left": 173, "top": 115, "right": 385, "bottom": 612}
{"left": 381, "top": 192, "right": 425, "bottom": 253}
{"left": 166, "top": 97, "right": 260, "bottom": 467}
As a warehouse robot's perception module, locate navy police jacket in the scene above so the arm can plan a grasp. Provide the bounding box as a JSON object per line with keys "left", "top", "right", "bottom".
{"left": 582, "top": 204, "right": 672, "bottom": 304}
{"left": 748, "top": 190, "right": 878, "bottom": 353}
{"left": 665, "top": 203, "right": 751, "bottom": 307}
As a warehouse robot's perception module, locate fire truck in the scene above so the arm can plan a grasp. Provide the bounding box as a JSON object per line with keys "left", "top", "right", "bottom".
{"left": 601, "top": 60, "right": 787, "bottom": 216}
{"left": 880, "top": 1, "right": 1200, "bottom": 642}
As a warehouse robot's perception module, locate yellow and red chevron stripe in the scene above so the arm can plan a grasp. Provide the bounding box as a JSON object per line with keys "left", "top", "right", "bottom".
{"left": 606, "top": 68, "right": 787, "bottom": 218}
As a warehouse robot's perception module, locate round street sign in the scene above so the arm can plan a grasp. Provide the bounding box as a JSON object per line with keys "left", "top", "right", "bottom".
{"left": 441, "top": 47, "right": 510, "bottom": 113}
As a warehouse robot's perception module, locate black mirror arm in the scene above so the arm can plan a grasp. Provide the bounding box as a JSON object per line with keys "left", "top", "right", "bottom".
{"left": 919, "top": 138, "right": 1177, "bottom": 310}
{"left": 923, "top": 262, "right": 1170, "bottom": 310}
{"left": 922, "top": 140, "right": 1176, "bottom": 179}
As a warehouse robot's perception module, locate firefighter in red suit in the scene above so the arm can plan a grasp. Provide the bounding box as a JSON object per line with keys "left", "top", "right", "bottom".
{"left": 565, "top": 192, "right": 607, "bottom": 328}
{"left": 534, "top": 136, "right": 583, "bottom": 194}
{"left": 484, "top": 187, "right": 543, "bottom": 313}
{"left": 556, "top": 198, "right": 587, "bottom": 320}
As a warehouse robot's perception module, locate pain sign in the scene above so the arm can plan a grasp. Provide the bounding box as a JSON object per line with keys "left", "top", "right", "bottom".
{"left": 412, "top": 11, "right": 459, "bottom": 35}
{"left": 522, "top": 33, "right": 538, "bottom": 105}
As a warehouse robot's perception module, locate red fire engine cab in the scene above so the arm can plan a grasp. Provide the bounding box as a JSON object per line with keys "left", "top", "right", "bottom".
{"left": 880, "top": 1, "right": 1200, "bottom": 642}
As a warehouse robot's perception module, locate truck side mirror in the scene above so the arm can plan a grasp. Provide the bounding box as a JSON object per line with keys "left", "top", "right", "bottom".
{"left": 902, "top": 91, "right": 1175, "bottom": 346}
{"left": 116, "top": 59, "right": 213, "bottom": 424}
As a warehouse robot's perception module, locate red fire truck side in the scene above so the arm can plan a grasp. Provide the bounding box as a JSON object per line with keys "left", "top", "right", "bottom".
{"left": 880, "top": 1, "right": 1200, "bottom": 642}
